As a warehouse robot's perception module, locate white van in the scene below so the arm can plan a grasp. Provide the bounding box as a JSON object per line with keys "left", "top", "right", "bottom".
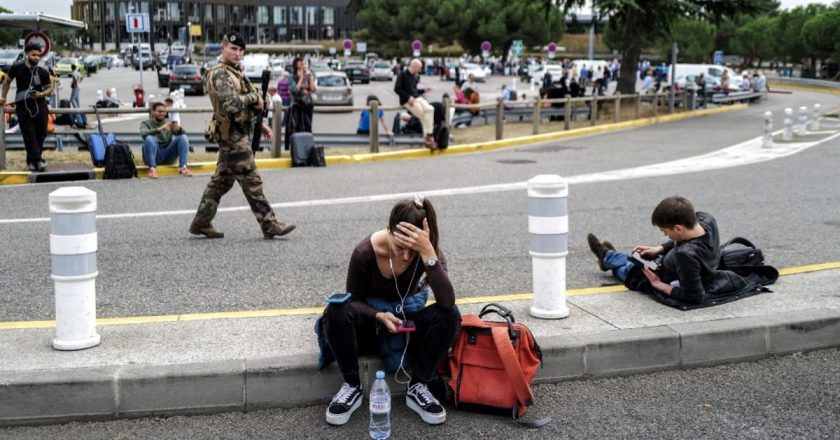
{"left": 241, "top": 53, "right": 270, "bottom": 81}
{"left": 671, "top": 64, "right": 742, "bottom": 92}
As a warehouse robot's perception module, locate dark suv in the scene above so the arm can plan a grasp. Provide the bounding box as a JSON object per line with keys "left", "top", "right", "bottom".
{"left": 343, "top": 60, "right": 370, "bottom": 84}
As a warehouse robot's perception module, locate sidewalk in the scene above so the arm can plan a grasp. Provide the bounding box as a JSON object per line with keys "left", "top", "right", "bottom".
{"left": 1, "top": 267, "right": 839, "bottom": 427}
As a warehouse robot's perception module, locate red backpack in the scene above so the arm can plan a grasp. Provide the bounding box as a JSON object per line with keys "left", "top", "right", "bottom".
{"left": 447, "top": 304, "right": 547, "bottom": 425}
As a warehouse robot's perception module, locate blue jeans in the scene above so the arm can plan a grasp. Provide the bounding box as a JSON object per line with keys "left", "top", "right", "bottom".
{"left": 603, "top": 250, "right": 636, "bottom": 282}
{"left": 142, "top": 134, "right": 189, "bottom": 168}
{"left": 70, "top": 87, "right": 80, "bottom": 108}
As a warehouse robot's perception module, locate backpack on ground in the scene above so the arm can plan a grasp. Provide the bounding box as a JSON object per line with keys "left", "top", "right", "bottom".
{"left": 103, "top": 142, "right": 138, "bottom": 179}
{"left": 88, "top": 106, "right": 115, "bottom": 167}
{"left": 307, "top": 145, "right": 326, "bottom": 167}
{"left": 445, "top": 303, "right": 549, "bottom": 427}
{"left": 718, "top": 237, "right": 765, "bottom": 270}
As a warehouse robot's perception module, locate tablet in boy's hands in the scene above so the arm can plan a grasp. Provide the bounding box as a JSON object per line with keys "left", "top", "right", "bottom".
{"left": 631, "top": 252, "right": 659, "bottom": 271}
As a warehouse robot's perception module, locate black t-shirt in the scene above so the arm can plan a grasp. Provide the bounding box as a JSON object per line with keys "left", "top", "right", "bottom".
{"left": 6, "top": 62, "right": 51, "bottom": 104}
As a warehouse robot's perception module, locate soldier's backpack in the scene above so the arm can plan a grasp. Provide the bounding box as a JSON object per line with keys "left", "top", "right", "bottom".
{"left": 103, "top": 142, "right": 138, "bottom": 179}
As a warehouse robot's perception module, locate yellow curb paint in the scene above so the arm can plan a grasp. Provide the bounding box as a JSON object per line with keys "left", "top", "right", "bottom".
{"left": 1, "top": 261, "right": 837, "bottom": 330}
{"left": 0, "top": 104, "right": 748, "bottom": 185}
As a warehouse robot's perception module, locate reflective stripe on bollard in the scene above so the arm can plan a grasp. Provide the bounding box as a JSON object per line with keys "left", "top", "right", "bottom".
{"left": 49, "top": 187, "right": 101, "bottom": 351}
{"left": 528, "top": 175, "right": 570, "bottom": 319}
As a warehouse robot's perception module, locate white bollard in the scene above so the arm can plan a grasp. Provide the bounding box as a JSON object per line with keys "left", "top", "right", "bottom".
{"left": 783, "top": 108, "right": 793, "bottom": 141}
{"left": 528, "top": 175, "right": 570, "bottom": 319}
{"left": 811, "top": 104, "right": 821, "bottom": 131}
{"left": 762, "top": 111, "right": 773, "bottom": 148}
{"left": 50, "top": 187, "right": 101, "bottom": 351}
{"left": 96, "top": 89, "right": 103, "bottom": 102}
{"left": 796, "top": 106, "right": 808, "bottom": 137}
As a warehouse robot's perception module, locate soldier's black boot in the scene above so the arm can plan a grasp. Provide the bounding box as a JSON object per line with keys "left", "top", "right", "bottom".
{"left": 263, "top": 222, "right": 296, "bottom": 239}
{"left": 190, "top": 222, "right": 225, "bottom": 238}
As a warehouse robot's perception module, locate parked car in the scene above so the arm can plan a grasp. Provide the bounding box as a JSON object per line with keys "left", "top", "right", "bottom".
{"left": 83, "top": 55, "right": 105, "bottom": 74}
{"left": 169, "top": 64, "right": 205, "bottom": 95}
{"left": 54, "top": 58, "right": 86, "bottom": 76}
{"left": 371, "top": 61, "right": 393, "bottom": 81}
{"left": 312, "top": 71, "right": 353, "bottom": 106}
{"left": 241, "top": 53, "right": 270, "bottom": 81}
{"left": 309, "top": 60, "right": 333, "bottom": 73}
{"left": 270, "top": 58, "right": 285, "bottom": 77}
{"left": 0, "top": 48, "right": 23, "bottom": 73}
{"left": 132, "top": 50, "right": 157, "bottom": 70}
{"left": 460, "top": 63, "right": 487, "bottom": 82}
{"left": 343, "top": 60, "right": 370, "bottom": 84}
{"left": 202, "top": 43, "right": 222, "bottom": 58}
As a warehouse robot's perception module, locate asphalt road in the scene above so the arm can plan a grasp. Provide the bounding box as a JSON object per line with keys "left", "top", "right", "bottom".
{"left": 0, "top": 89, "right": 838, "bottom": 322}
{"left": 2, "top": 348, "right": 837, "bottom": 439}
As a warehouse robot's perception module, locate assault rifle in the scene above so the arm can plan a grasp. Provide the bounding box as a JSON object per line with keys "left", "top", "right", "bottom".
{"left": 251, "top": 69, "right": 271, "bottom": 153}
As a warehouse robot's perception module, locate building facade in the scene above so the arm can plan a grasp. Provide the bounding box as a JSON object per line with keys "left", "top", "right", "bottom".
{"left": 71, "top": 0, "right": 360, "bottom": 51}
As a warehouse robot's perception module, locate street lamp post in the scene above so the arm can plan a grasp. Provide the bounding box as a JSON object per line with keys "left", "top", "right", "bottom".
{"left": 187, "top": 21, "right": 192, "bottom": 56}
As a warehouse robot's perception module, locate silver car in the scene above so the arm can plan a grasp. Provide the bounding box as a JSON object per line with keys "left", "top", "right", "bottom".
{"left": 371, "top": 62, "right": 394, "bottom": 81}
{"left": 312, "top": 72, "right": 353, "bottom": 106}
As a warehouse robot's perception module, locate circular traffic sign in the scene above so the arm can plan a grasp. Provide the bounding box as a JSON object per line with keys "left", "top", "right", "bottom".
{"left": 547, "top": 42, "right": 557, "bottom": 53}
{"left": 481, "top": 41, "right": 491, "bottom": 52}
{"left": 411, "top": 40, "right": 422, "bottom": 51}
{"left": 24, "top": 31, "right": 50, "bottom": 57}
{"left": 343, "top": 39, "right": 353, "bottom": 50}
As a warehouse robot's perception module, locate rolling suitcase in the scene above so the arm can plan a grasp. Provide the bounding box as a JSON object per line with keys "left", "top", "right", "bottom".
{"left": 291, "top": 132, "right": 314, "bottom": 167}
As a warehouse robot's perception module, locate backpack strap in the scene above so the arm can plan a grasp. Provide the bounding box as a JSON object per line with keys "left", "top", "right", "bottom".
{"left": 491, "top": 326, "right": 551, "bottom": 428}
{"left": 491, "top": 326, "right": 533, "bottom": 408}
{"left": 721, "top": 237, "right": 756, "bottom": 249}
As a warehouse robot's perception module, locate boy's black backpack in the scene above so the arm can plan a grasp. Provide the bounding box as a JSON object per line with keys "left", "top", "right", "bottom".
{"left": 103, "top": 142, "right": 138, "bottom": 179}
{"left": 718, "top": 237, "right": 765, "bottom": 270}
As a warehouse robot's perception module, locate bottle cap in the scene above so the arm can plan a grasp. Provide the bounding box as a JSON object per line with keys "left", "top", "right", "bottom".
{"left": 375, "top": 370, "right": 385, "bottom": 379}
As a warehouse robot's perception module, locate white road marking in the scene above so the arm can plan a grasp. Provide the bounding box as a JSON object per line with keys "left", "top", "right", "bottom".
{"left": 2, "top": 130, "right": 838, "bottom": 225}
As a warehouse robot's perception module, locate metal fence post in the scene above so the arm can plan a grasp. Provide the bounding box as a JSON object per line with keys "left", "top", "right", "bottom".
{"left": 528, "top": 174, "right": 570, "bottom": 319}
{"left": 654, "top": 92, "right": 660, "bottom": 117}
{"left": 0, "top": 105, "right": 5, "bottom": 170}
{"left": 564, "top": 96, "right": 571, "bottom": 130}
{"left": 370, "top": 99, "right": 380, "bottom": 153}
{"left": 495, "top": 97, "right": 504, "bottom": 140}
{"left": 613, "top": 93, "right": 620, "bottom": 123}
{"left": 682, "top": 90, "right": 689, "bottom": 112}
{"left": 532, "top": 96, "right": 541, "bottom": 135}
{"left": 442, "top": 95, "right": 451, "bottom": 130}
{"left": 590, "top": 95, "right": 598, "bottom": 126}
{"left": 271, "top": 106, "right": 282, "bottom": 158}
{"left": 635, "top": 93, "right": 641, "bottom": 119}
{"left": 49, "top": 187, "right": 101, "bottom": 351}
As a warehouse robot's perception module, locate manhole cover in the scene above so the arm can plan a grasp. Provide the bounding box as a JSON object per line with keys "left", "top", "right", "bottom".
{"left": 496, "top": 159, "right": 537, "bottom": 164}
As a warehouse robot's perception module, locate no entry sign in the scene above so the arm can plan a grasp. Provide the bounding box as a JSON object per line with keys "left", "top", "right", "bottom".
{"left": 24, "top": 32, "right": 50, "bottom": 57}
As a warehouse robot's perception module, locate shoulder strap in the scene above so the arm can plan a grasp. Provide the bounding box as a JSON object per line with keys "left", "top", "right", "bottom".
{"left": 491, "top": 326, "right": 533, "bottom": 408}
{"left": 722, "top": 237, "right": 756, "bottom": 249}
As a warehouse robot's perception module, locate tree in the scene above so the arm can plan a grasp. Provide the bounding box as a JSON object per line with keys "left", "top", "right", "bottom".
{"left": 554, "top": 0, "right": 774, "bottom": 94}
{"left": 357, "top": 0, "right": 563, "bottom": 59}
{"left": 773, "top": 4, "right": 829, "bottom": 66}
{"left": 462, "top": 0, "right": 565, "bottom": 60}
{"left": 0, "top": 7, "right": 21, "bottom": 48}
{"left": 802, "top": 8, "right": 840, "bottom": 63}
{"left": 658, "top": 19, "right": 716, "bottom": 63}
{"left": 732, "top": 16, "right": 776, "bottom": 66}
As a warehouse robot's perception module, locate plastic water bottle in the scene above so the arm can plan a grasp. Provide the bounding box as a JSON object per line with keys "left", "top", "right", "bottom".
{"left": 369, "top": 370, "right": 391, "bottom": 439}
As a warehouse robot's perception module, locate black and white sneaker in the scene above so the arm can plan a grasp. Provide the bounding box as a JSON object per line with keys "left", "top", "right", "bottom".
{"left": 325, "top": 382, "right": 362, "bottom": 426}
{"left": 406, "top": 382, "right": 446, "bottom": 424}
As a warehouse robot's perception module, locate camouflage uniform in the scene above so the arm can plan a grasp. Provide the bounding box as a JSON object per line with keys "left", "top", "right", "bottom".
{"left": 191, "top": 61, "right": 282, "bottom": 234}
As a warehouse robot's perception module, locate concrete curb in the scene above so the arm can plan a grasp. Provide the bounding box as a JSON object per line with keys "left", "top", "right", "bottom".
{"left": 0, "top": 104, "right": 746, "bottom": 186}
{"left": 768, "top": 81, "right": 840, "bottom": 96}
{"left": 2, "top": 307, "right": 838, "bottom": 427}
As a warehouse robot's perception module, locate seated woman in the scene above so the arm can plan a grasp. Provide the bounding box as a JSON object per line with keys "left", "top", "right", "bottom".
{"left": 318, "top": 197, "right": 460, "bottom": 427}
{"left": 356, "top": 95, "right": 393, "bottom": 135}
{"left": 452, "top": 83, "right": 469, "bottom": 114}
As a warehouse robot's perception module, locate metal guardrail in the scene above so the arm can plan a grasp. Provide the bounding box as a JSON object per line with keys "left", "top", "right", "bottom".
{"left": 767, "top": 77, "right": 840, "bottom": 89}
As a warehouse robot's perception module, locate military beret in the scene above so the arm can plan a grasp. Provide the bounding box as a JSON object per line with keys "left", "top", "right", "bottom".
{"left": 223, "top": 31, "right": 245, "bottom": 50}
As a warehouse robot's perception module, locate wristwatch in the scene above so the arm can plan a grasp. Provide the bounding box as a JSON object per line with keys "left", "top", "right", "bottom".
{"left": 424, "top": 256, "right": 438, "bottom": 268}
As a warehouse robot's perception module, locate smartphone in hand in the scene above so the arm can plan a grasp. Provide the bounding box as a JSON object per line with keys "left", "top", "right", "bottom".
{"left": 395, "top": 320, "right": 416, "bottom": 333}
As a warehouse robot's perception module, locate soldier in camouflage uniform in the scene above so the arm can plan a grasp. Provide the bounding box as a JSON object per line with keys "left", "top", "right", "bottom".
{"left": 190, "top": 32, "right": 295, "bottom": 239}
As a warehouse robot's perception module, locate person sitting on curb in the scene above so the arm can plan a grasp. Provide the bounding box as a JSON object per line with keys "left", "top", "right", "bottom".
{"left": 586, "top": 195, "right": 774, "bottom": 308}
{"left": 356, "top": 95, "right": 393, "bottom": 136}
{"left": 316, "top": 197, "right": 460, "bottom": 426}
{"left": 139, "top": 102, "right": 192, "bottom": 178}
